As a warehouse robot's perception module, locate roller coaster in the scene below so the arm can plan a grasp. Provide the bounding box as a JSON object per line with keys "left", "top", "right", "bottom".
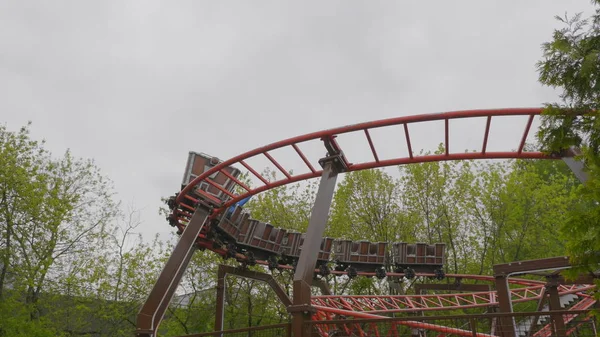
{"left": 136, "top": 108, "right": 597, "bottom": 337}
{"left": 172, "top": 151, "right": 446, "bottom": 278}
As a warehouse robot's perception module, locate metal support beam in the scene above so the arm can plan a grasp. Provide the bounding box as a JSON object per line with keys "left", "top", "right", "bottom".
{"left": 493, "top": 256, "right": 571, "bottom": 276}
{"left": 215, "top": 265, "right": 227, "bottom": 334}
{"left": 290, "top": 159, "right": 340, "bottom": 337}
{"left": 547, "top": 276, "right": 567, "bottom": 337}
{"left": 136, "top": 208, "right": 210, "bottom": 337}
{"left": 494, "top": 275, "right": 516, "bottom": 337}
{"left": 215, "top": 264, "right": 292, "bottom": 333}
{"left": 154, "top": 244, "right": 196, "bottom": 331}
{"left": 490, "top": 306, "right": 498, "bottom": 337}
{"left": 562, "top": 147, "right": 589, "bottom": 183}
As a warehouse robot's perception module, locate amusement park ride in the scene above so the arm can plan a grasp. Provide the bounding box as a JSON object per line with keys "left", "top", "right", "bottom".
{"left": 135, "top": 108, "right": 597, "bottom": 337}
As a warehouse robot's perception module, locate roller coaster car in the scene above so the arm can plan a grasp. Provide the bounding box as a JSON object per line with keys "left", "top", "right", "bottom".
{"left": 216, "top": 205, "right": 251, "bottom": 242}
{"left": 181, "top": 152, "right": 241, "bottom": 208}
{"left": 333, "top": 240, "right": 388, "bottom": 272}
{"left": 279, "top": 232, "right": 334, "bottom": 267}
{"left": 392, "top": 242, "right": 445, "bottom": 273}
{"left": 234, "top": 219, "right": 287, "bottom": 261}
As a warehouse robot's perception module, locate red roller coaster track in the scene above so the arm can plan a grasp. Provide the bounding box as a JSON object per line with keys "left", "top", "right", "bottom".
{"left": 312, "top": 284, "right": 595, "bottom": 315}
{"left": 138, "top": 108, "right": 595, "bottom": 337}
{"left": 173, "top": 108, "right": 549, "bottom": 225}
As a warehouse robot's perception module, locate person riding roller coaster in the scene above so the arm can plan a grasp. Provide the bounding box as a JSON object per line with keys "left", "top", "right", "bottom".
{"left": 226, "top": 196, "right": 252, "bottom": 217}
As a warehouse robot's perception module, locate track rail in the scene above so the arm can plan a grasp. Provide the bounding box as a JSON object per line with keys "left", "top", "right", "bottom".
{"left": 172, "top": 108, "right": 550, "bottom": 227}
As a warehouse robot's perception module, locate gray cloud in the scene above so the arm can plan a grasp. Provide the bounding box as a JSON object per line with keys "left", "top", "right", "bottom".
{"left": 0, "top": 1, "right": 595, "bottom": 240}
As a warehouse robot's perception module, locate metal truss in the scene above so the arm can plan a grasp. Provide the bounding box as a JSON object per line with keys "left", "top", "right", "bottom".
{"left": 310, "top": 284, "right": 595, "bottom": 317}
{"left": 310, "top": 284, "right": 596, "bottom": 337}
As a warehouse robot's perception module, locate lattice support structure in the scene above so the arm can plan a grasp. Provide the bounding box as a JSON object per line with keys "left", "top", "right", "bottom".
{"left": 310, "top": 284, "right": 594, "bottom": 315}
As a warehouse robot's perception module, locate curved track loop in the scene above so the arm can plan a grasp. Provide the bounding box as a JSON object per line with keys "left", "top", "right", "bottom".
{"left": 173, "top": 108, "right": 549, "bottom": 226}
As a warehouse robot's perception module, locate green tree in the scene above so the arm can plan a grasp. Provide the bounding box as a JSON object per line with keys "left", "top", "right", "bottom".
{"left": 464, "top": 162, "right": 509, "bottom": 275}
{"left": 160, "top": 249, "right": 221, "bottom": 336}
{"left": 0, "top": 123, "right": 119, "bottom": 336}
{"left": 159, "top": 251, "right": 290, "bottom": 336}
{"left": 50, "top": 208, "right": 169, "bottom": 337}
{"left": 399, "top": 148, "right": 578, "bottom": 276}
{"left": 399, "top": 147, "right": 477, "bottom": 274}
{"left": 327, "top": 169, "right": 419, "bottom": 295}
{"left": 537, "top": 1, "right": 600, "bottom": 271}
{"left": 500, "top": 160, "right": 576, "bottom": 262}
{"left": 328, "top": 169, "right": 415, "bottom": 243}
{"left": 246, "top": 168, "right": 318, "bottom": 232}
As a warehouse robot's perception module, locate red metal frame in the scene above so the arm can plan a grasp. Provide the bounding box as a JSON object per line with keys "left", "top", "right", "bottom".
{"left": 173, "top": 108, "right": 550, "bottom": 227}
{"left": 310, "top": 284, "right": 595, "bottom": 315}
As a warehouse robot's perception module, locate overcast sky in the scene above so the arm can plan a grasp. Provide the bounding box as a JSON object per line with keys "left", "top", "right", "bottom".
{"left": 1, "top": 1, "right": 596, "bottom": 242}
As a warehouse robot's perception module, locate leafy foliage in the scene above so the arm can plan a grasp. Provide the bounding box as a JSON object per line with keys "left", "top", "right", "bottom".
{"left": 246, "top": 168, "right": 319, "bottom": 232}
{"left": 536, "top": 1, "right": 600, "bottom": 273}
{"left": 329, "top": 169, "right": 413, "bottom": 242}
{"left": 0, "top": 124, "right": 166, "bottom": 336}
{"left": 0, "top": 123, "right": 121, "bottom": 336}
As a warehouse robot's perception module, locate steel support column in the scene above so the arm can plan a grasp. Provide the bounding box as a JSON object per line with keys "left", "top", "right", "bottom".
{"left": 290, "top": 160, "right": 340, "bottom": 337}
{"left": 494, "top": 275, "right": 516, "bottom": 337}
{"left": 136, "top": 208, "right": 209, "bottom": 337}
{"left": 562, "top": 147, "right": 589, "bottom": 183}
{"left": 215, "top": 265, "right": 227, "bottom": 334}
{"left": 547, "top": 276, "right": 567, "bottom": 337}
